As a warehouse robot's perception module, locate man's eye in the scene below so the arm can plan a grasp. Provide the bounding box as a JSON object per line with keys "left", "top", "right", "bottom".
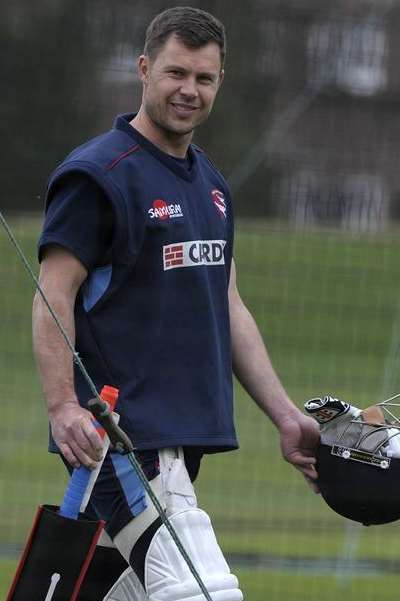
{"left": 199, "top": 76, "right": 213, "bottom": 83}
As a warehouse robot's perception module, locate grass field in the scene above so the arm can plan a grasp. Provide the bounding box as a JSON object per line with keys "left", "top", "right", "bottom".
{"left": 1, "top": 216, "right": 400, "bottom": 600}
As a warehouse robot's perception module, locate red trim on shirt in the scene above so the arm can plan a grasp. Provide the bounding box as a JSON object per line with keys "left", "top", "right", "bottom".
{"left": 106, "top": 145, "right": 140, "bottom": 171}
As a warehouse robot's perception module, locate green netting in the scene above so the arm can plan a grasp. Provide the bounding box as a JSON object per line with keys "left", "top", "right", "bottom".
{"left": 2, "top": 1, "right": 400, "bottom": 599}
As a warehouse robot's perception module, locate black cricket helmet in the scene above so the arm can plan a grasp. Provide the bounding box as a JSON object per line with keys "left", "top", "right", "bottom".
{"left": 305, "top": 395, "right": 400, "bottom": 526}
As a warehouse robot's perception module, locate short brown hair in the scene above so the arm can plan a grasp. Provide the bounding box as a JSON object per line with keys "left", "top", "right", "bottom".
{"left": 144, "top": 6, "right": 226, "bottom": 67}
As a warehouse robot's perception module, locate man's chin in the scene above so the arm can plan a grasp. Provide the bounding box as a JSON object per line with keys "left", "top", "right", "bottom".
{"left": 164, "top": 122, "right": 196, "bottom": 137}
{"left": 164, "top": 112, "right": 207, "bottom": 137}
{"left": 174, "top": 126, "right": 195, "bottom": 136}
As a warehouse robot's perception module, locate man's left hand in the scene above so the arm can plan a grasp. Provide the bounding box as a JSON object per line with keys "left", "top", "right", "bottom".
{"left": 278, "top": 412, "right": 320, "bottom": 493}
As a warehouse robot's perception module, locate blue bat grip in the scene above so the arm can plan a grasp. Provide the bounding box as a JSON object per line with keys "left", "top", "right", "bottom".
{"left": 59, "top": 464, "right": 92, "bottom": 519}
{"left": 56, "top": 387, "right": 119, "bottom": 520}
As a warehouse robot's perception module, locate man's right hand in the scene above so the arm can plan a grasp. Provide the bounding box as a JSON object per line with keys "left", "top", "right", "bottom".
{"left": 49, "top": 402, "right": 104, "bottom": 469}
{"left": 33, "top": 246, "right": 99, "bottom": 469}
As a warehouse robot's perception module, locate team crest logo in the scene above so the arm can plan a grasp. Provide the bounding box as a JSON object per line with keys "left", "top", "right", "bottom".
{"left": 211, "top": 189, "right": 227, "bottom": 218}
{"left": 148, "top": 199, "right": 183, "bottom": 220}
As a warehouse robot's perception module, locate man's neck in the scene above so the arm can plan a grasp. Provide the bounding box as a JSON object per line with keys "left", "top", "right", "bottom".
{"left": 130, "top": 109, "right": 192, "bottom": 158}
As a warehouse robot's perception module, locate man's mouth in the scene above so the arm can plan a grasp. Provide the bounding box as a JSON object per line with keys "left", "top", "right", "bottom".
{"left": 170, "top": 102, "right": 198, "bottom": 116}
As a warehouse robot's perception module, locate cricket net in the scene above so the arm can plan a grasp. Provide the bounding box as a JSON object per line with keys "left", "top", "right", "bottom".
{"left": 2, "top": 217, "right": 400, "bottom": 601}
{"left": 2, "top": 1, "right": 400, "bottom": 600}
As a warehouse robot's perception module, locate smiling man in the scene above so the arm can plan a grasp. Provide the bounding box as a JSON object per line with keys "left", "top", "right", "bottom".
{"left": 32, "top": 6, "right": 319, "bottom": 601}
{"left": 134, "top": 30, "right": 223, "bottom": 149}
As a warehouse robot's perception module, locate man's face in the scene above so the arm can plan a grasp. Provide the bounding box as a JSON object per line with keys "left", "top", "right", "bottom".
{"left": 138, "top": 34, "right": 224, "bottom": 138}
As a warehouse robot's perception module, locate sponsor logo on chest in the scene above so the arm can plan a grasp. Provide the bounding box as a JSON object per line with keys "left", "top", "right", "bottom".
{"left": 163, "top": 240, "right": 226, "bottom": 270}
{"left": 148, "top": 199, "right": 183, "bottom": 220}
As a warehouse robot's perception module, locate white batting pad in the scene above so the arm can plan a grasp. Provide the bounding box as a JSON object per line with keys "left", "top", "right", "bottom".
{"left": 114, "top": 474, "right": 164, "bottom": 562}
{"left": 103, "top": 567, "right": 148, "bottom": 601}
{"left": 159, "top": 448, "right": 197, "bottom": 514}
{"left": 145, "top": 508, "right": 243, "bottom": 601}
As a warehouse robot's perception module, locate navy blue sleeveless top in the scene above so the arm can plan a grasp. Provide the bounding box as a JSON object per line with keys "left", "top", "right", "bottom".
{"left": 39, "top": 114, "right": 238, "bottom": 453}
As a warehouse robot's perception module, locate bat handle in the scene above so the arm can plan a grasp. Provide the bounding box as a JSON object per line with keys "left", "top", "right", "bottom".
{"left": 58, "top": 385, "right": 119, "bottom": 520}
{"left": 59, "top": 465, "right": 91, "bottom": 519}
{"left": 88, "top": 397, "right": 135, "bottom": 454}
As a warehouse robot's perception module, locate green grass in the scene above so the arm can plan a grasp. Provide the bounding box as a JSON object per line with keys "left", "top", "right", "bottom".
{"left": 0, "top": 561, "right": 18, "bottom": 599}
{"left": 236, "top": 569, "right": 400, "bottom": 601}
{"left": 2, "top": 216, "right": 400, "bottom": 600}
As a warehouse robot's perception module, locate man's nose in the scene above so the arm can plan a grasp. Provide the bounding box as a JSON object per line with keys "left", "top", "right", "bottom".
{"left": 179, "top": 76, "right": 198, "bottom": 98}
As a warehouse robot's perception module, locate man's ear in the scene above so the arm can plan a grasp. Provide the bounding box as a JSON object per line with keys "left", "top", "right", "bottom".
{"left": 218, "top": 69, "right": 225, "bottom": 89}
{"left": 138, "top": 54, "right": 150, "bottom": 84}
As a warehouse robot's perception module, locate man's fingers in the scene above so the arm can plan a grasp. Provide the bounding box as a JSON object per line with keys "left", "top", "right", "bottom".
{"left": 286, "top": 451, "right": 316, "bottom": 469}
{"left": 72, "top": 421, "right": 103, "bottom": 463}
{"left": 285, "top": 450, "right": 320, "bottom": 493}
{"left": 59, "top": 443, "right": 81, "bottom": 470}
{"left": 60, "top": 438, "right": 98, "bottom": 470}
{"left": 50, "top": 405, "right": 104, "bottom": 468}
{"left": 296, "top": 461, "right": 320, "bottom": 492}
{"left": 295, "top": 453, "right": 316, "bottom": 466}
{"left": 300, "top": 462, "right": 318, "bottom": 480}
{"left": 80, "top": 419, "right": 104, "bottom": 456}
{"left": 286, "top": 452, "right": 319, "bottom": 480}
{"left": 57, "top": 418, "right": 103, "bottom": 468}
{"left": 68, "top": 438, "right": 99, "bottom": 470}
{"left": 288, "top": 455, "right": 320, "bottom": 492}
{"left": 304, "top": 475, "right": 320, "bottom": 494}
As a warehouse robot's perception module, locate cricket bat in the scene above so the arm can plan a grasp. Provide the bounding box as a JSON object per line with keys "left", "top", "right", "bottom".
{"left": 6, "top": 385, "right": 119, "bottom": 601}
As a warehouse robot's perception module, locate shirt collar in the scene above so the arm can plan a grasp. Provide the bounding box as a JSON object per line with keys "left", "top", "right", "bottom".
{"left": 114, "top": 113, "right": 198, "bottom": 182}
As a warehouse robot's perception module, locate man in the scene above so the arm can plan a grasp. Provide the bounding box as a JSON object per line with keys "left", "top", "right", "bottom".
{"left": 32, "top": 6, "right": 319, "bottom": 600}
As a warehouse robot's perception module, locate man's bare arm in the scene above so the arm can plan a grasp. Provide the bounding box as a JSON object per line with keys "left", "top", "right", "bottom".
{"left": 228, "top": 259, "right": 319, "bottom": 485}
{"left": 32, "top": 245, "right": 103, "bottom": 469}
